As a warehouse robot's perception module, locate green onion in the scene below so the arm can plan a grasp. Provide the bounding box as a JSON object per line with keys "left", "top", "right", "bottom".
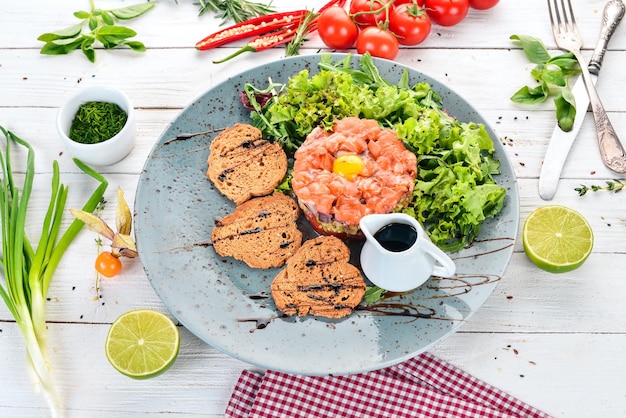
{"left": 0, "top": 126, "right": 108, "bottom": 417}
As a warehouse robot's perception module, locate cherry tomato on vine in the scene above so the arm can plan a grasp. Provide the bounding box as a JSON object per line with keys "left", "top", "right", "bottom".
{"left": 356, "top": 26, "right": 399, "bottom": 60}
{"left": 394, "top": 0, "right": 426, "bottom": 5}
{"left": 424, "top": 0, "right": 469, "bottom": 26}
{"left": 389, "top": 4, "right": 431, "bottom": 46}
{"left": 468, "top": 0, "right": 499, "bottom": 9}
{"left": 318, "top": 6, "right": 359, "bottom": 49}
{"left": 349, "top": 0, "right": 393, "bottom": 27}
{"left": 95, "top": 251, "right": 122, "bottom": 278}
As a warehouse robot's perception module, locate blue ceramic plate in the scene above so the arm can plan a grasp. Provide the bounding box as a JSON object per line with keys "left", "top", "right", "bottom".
{"left": 135, "top": 54, "right": 519, "bottom": 375}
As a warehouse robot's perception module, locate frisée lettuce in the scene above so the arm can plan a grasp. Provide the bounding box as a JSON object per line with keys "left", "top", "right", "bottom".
{"left": 243, "top": 53, "right": 506, "bottom": 252}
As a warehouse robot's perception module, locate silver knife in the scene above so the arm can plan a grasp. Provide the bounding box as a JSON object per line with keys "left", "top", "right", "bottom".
{"left": 538, "top": 0, "right": 625, "bottom": 200}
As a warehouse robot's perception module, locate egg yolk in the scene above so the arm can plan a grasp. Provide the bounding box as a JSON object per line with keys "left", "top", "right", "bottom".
{"left": 333, "top": 154, "right": 364, "bottom": 180}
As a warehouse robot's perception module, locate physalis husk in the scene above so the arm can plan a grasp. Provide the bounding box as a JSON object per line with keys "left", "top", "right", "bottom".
{"left": 71, "top": 187, "right": 138, "bottom": 259}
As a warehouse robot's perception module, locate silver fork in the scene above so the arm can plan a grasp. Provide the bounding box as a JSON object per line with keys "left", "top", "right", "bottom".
{"left": 548, "top": 0, "right": 626, "bottom": 173}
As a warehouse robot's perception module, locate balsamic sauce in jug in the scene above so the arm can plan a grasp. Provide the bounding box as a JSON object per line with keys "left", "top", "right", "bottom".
{"left": 373, "top": 223, "right": 417, "bottom": 252}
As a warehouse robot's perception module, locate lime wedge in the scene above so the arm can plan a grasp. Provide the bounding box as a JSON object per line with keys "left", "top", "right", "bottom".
{"left": 522, "top": 205, "right": 593, "bottom": 273}
{"left": 105, "top": 309, "right": 180, "bottom": 379}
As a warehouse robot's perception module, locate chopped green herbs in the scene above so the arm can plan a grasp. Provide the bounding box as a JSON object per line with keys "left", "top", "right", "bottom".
{"left": 509, "top": 34, "right": 581, "bottom": 132}
{"left": 245, "top": 53, "right": 506, "bottom": 252}
{"left": 70, "top": 101, "right": 128, "bottom": 144}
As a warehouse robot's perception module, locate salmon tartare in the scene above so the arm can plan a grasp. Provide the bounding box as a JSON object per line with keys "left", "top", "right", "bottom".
{"left": 292, "top": 117, "right": 418, "bottom": 238}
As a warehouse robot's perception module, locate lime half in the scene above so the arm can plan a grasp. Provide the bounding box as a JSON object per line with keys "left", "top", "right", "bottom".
{"left": 105, "top": 309, "right": 180, "bottom": 379}
{"left": 522, "top": 205, "right": 593, "bottom": 273}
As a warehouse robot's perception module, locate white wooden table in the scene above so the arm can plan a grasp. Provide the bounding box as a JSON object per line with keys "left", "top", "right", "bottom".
{"left": 2, "top": 1, "right": 626, "bottom": 416}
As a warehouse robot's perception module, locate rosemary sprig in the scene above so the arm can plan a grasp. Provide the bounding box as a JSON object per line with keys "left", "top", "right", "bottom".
{"left": 575, "top": 179, "right": 625, "bottom": 196}
{"left": 285, "top": 10, "right": 317, "bottom": 56}
{"left": 195, "top": 0, "right": 275, "bottom": 24}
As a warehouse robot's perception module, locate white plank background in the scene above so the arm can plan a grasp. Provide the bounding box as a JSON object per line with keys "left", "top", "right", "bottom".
{"left": 1, "top": 0, "right": 626, "bottom": 416}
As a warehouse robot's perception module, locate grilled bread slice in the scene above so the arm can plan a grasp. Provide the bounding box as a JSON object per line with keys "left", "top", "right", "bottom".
{"left": 271, "top": 236, "right": 366, "bottom": 318}
{"left": 211, "top": 193, "right": 302, "bottom": 269}
{"left": 207, "top": 123, "right": 288, "bottom": 205}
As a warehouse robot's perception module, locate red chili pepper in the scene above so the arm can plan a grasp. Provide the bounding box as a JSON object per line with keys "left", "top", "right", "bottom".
{"left": 212, "top": 25, "right": 300, "bottom": 63}
{"left": 196, "top": 0, "right": 347, "bottom": 51}
{"left": 195, "top": 11, "right": 308, "bottom": 50}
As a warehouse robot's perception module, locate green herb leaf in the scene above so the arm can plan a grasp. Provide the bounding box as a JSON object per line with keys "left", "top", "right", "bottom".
{"left": 81, "top": 37, "right": 96, "bottom": 63}
{"left": 510, "top": 34, "right": 551, "bottom": 64}
{"left": 37, "top": 23, "right": 84, "bottom": 42}
{"left": 96, "top": 25, "right": 137, "bottom": 48}
{"left": 555, "top": 87, "right": 576, "bottom": 132}
{"left": 547, "top": 53, "right": 579, "bottom": 70}
{"left": 363, "top": 286, "right": 387, "bottom": 304}
{"left": 74, "top": 10, "right": 90, "bottom": 19}
{"left": 40, "top": 36, "right": 85, "bottom": 56}
{"left": 510, "top": 83, "right": 549, "bottom": 104}
{"left": 124, "top": 40, "right": 147, "bottom": 52}
{"left": 89, "top": 15, "right": 98, "bottom": 31}
{"left": 110, "top": 3, "right": 155, "bottom": 20}
{"left": 540, "top": 69, "right": 567, "bottom": 87}
{"left": 102, "top": 11, "right": 116, "bottom": 25}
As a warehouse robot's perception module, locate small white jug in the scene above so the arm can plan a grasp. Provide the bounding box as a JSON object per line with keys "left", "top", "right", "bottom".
{"left": 359, "top": 213, "right": 456, "bottom": 292}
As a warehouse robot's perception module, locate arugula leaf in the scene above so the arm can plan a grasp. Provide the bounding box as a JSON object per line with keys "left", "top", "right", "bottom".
{"left": 510, "top": 34, "right": 580, "bottom": 131}
{"left": 38, "top": 1, "right": 154, "bottom": 62}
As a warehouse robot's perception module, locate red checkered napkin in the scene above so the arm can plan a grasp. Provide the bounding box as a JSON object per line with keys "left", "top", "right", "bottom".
{"left": 225, "top": 352, "right": 551, "bottom": 418}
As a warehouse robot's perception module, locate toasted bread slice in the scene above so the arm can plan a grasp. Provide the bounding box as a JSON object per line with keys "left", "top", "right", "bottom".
{"left": 211, "top": 193, "right": 302, "bottom": 269}
{"left": 271, "top": 236, "right": 366, "bottom": 318}
{"left": 207, "top": 124, "right": 287, "bottom": 205}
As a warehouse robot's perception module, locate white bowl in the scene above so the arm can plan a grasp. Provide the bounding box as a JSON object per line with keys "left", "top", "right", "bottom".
{"left": 57, "top": 86, "right": 136, "bottom": 166}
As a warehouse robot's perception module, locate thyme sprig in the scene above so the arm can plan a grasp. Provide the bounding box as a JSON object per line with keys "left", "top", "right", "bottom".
{"left": 575, "top": 180, "right": 625, "bottom": 196}
{"left": 194, "top": 0, "right": 275, "bottom": 24}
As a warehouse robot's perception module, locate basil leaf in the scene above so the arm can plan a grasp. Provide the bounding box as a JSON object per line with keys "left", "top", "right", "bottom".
{"left": 74, "top": 10, "right": 90, "bottom": 19}
{"left": 540, "top": 69, "right": 567, "bottom": 87}
{"left": 555, "top": 87, "right": 576, "bottom": 132}
{"left": 40, "top": 36, "right": 85, "bottom": 56}
{"left": 37, "top": 23, "right": 83, "bottom": 42}
{"left": 110, "top": 3, "right": 155, "bottom": 20}
{"left": 510, "top": 83, "right": 549, "bottom": 104}
{"left": 547, "top": 53, "right": 579, "bottom": 70}
{"left": 530, "top": 64, "right": 545, "bottom": 81}
{"left": 102, "top": 11, "right": 115, "bottom": 26}
{"left": 81, "top": 37, "right": 96, "bottom": 63}
{"left": 89, "top": 15, "right": 98, "bottom": 31}
{"left": 96, "top": 26, "right": 136, "bottom": 48}
{"left": 124, "top": 41, "right": 147, "bottom": 52}
{"left": 510, "top": 34, "right": 551, "bottom": 64}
